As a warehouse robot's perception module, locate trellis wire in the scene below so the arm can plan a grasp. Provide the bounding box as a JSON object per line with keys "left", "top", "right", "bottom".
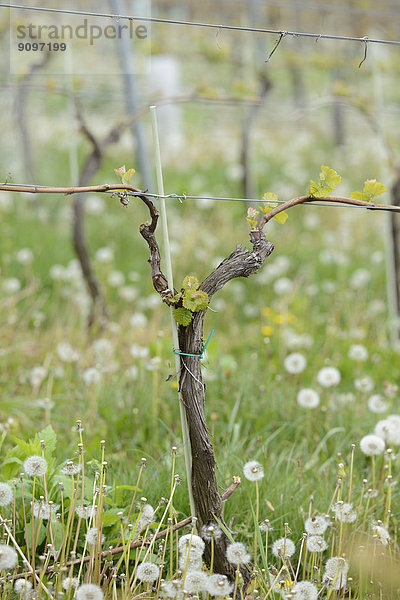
{"left": 2, "top": 3, "right": 400, "bottom": 47}
{"left": 106, "top": 191, "right": 400, "bottom": 213}
{"left": 3, "top": 183, "right": 400, "bottom": 213}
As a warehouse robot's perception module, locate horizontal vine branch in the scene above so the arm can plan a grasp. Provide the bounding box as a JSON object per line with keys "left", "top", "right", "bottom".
{"left": 256, "top": 194, "right": 400, "bottom": 229}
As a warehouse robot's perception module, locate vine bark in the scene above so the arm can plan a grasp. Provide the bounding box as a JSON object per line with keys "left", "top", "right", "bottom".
{"left": 138, "top": 196, "right": 274, "bottom": 586}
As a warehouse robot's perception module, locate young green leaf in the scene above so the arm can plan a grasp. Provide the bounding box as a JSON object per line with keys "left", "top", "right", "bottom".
{"left": 308, "top": 165, "right": 341, "bottom": 197}
{"left": 173, "top": 307, "right": 193, "bottom": 326}
{"left": 121, "top": 168, "right": 136, "bottom": 185}
{"left": 246, "top": 207, "right": 259, "bottom": 229}
{"left": 351, "top": 179, "right": 387, "bottom": 203}
{"left": 259, "top": 194, "right": 288, "bottom": 224}
{"left": 320, "top": 165, "right": 341, "bottom": 190}
{"left": 114, "top": 165, "right": 126, "bottom": 180}
{"left": 363, "top": 179, "right": 387, "bottom": 198}
{"left": 350, "top": 190, "right": 370, "bottom": 202}
{"left": 183, "top": 290, "right": 209, "bottom": 312}
{"left": 114, "top": 165, "right": 135, "bottom": 185}
{"left": 182, "top": 275, "right": 200, "bottom": 291}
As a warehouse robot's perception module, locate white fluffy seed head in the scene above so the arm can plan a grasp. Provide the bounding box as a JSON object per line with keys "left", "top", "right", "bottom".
{"left": 178, "top": 534, "right": 205, "bottom": 557}
{"left": 372, "top": 524, "right": 390, "bottom": 546}
{"left": 207, "top": 574, "right": 233, "bottom": 596}
{"left": 75, "top": 505, "right": 95, "bottom": 519}
{"left": 332, "top": 502, "right": 357, "bottom": 523}
{"left": 374, "top": 419, "right": 400, "bottom": 446}
{"left": 76, "top": 583, "right": 104, "bottom": 600}
{"left": 360, "top": 434, "right": 385, "bottom": 456}
{"left": 32, "top": 500, "right": 59, "bottom": 519}
{"left": 243, "top": 460, "right": 264, "bottom": 481}
{"left": 272, "top": 537, "right": 296, "bottom": 559}
{"left": 23, "top": 455, "right": 48, "bottom": 477}
{"left": 284, "top": 353, "right": 307, "bottom": 374}
{"left": 138, "top": 504, "right": 155, "bottom": 528}
{"left": 323, "top": 557, "right": 348, "bottom": 590}
{"left": 226, "top": 542, "right": 250, "bottom": 565}
{"left": 136, "top": 562, "right": 160, "bottom": 583}
{"left": 14, "top": 579, "right": 33, "bottom": 595}
{"left": 178, "top": 554, "right": 203, "bottom": 572}
{"left": 348, "top": 344, "right": 368, "bottom": 361}
{"left": 62, "top": 577, "right": 80, "bottom": 591}
{"left": 182, "top": 571, "right": 208, "bottom": 593}
{"left": 201, "top": 523, "right": 223, "bottom": 541}
{"left": 0, "top": 544, "right": 18, "bottom": 570}
{"left": 0, "top": 482, "right": 13, "bottom": 507}
{"left": 317, "top": 367, "right": 341, "bottom": 387}
{"left": 85, "top": 527, "right": 104, "bottom": 546}
{"left": 367, "top": 394, "right": 388, "bottom": 414}
{"left": 306, "top": 535, "right": 328, "bottom": 553}
{"left": 297, "top": 388, "right": 320, "bottom": 409}
{"left": 304, "top": 515, "right": 329, "bottom": 535}
{"left": 285, "top": 580, "right": 319, "bottom": 600}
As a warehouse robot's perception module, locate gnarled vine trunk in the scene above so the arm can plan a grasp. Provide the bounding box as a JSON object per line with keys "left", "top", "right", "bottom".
{"left": 139, "top": 197, "right": 274, "bottom": 587}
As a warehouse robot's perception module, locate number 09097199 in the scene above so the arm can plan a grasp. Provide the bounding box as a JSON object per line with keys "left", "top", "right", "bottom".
{"left": 17, "top": 42, "right": 67, "bottom": 52}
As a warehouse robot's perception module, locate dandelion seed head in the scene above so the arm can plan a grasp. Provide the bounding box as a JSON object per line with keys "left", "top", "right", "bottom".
{"left": 82, "top": 368, "right": 102, "bottom": 386}
{"left": 136, "top": 562, "right": 160, "bottom": 583}
{"left": 62, "top": 577, "right": 80, "bottom": 591}
{"left": 372, "top": 524, "right": 390, "bottom": 546}
{"left": 14, "top": 579, "right": 33, "bottom": 595}
{"left": 85, "top": 527, "right": 104, "bottom": 546}
{"left": 60, "top": 461, "right": 82, "bottom": 476}
{"left": 57, "top": 342, "right": 80, "bottom": 363}
{"left": 160, "top": 581, "right": 184, "bottom": 599}
{"left": 23, "top": 455, "right": 48, "bottom": 477}
{"left": 75, "top": 505, "right": 95, "bottom": 519}
{"left": 138, "top": 504, "right": 155, "bottom": 528}
{"left": 306, "top": 535, "right": 328, "bottom": 553}
{"left": 360, "top": 434, "right": 385, "bottom": 456}
{"left": 375, "top": 419, "right": 400, "bottom": 446}
{"left": 284, "top": 353, "right": 307, "bottom": 374}
{"left": 76, "top": 583, "right": 104, "bottom": 600}
{"left": 272, "top": 537, "right": 296, "bottom": 559}
{"left": 32, "top": 500, "right": 59, "bottom": 520}
{"left": 0, "top": 544, "right": 18, "bottom": 570}
{"left": 182, "top": 571, "right": 208, "bottom": 594}
{"left": 283, "top": 580, "right": 319, "bottom": 600}
{"left": 259, "top": 519, "right": 273, "bottom": 532}
{"left": 243, "top": 460, "right": 264, "bottom": 481}
{"left": 0, "top": 482, "right": 13, "bottom": 507}
{"left": 317, "top": 367, "right": 341, "bottom": 387}
{"left": 348, "top": 344, "right": 368, "bottom": 361}
{"left": 304, "top": 515, "right": 329, "bottom": 535}
{"left": 332, "top": 502, "right": 357, "bottom": 523}
{"left": 178, "top": 554, "right": 203, "bottom": 572}
{"left": 323, "top": 556, "right": 348, "bottom": 590}
{"left": 201, "top": 523, "right": 223, "bottom": 541}
{"left": 207, "top": 574, "right": 233, "bottom": 596}
{"left": 367, "top": 394, "right": 388, "bottom": 414}
{"left": 178, "top": 534, "right": 205, "bottom": 557}
{"left": 226, "top": 542, "right": 250, "bottom": 565}
{"left": 297, "top": 388, "right": 320, "bottom": 409}
{"left": 354, "top": 376, "right": 374, "bottom": 393}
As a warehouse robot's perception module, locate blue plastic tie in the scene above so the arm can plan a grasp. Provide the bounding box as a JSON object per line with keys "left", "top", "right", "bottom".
{"left": 174, "top": 329, "right": 214, "bottom": 359}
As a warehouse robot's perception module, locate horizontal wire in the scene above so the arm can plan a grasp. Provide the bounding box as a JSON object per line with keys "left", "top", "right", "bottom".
{"left": 2, "top": 3, "right": 400, "bottom": 47}
{"left": 118, "top": 191, "right": 400, "bottom": 212}
{"left": 3, "top": 182, "right": 399, "bottom": 212}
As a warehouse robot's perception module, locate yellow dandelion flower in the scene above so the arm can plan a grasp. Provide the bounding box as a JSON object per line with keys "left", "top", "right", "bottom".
{"left": 261, "top": 325, "right": 274, "bottom": 336}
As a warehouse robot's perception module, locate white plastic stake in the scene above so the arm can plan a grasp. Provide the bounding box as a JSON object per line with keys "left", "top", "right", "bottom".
{"left": 150, "top": 105, "right": 196, "bottom": 520}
